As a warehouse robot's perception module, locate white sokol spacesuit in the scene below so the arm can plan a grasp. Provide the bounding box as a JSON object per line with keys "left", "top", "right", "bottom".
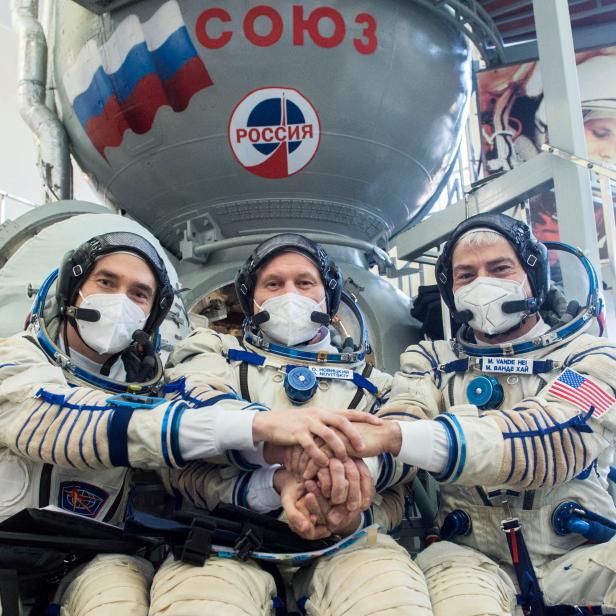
{"left": 385, "top": 214, "right": 616, "bottom": 615}
{"left": 0, "top": 232, "right": 276, "bottom": 615}
{"left": 152, "top": 234, "right": 432, "bottom": 616}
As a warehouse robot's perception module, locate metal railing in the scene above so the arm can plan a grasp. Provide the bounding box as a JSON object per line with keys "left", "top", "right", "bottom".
{"left": 413, "top": 0, "right": 506, "bottom": 66}
{"left": 0, "top": 190, "right": 37, "bottom": 225}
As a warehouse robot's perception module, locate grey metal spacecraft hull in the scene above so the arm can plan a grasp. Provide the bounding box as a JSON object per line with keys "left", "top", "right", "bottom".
{"left": 53, "top": 0, "right": 471, "bottom": 251}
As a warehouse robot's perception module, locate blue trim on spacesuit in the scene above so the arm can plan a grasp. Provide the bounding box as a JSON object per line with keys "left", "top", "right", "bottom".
{"left": 226, "top": 449, "right": 262, "bottom": 471}
{"left": 376, "top": 453, "right": 395, "bottom": 491}
{"left": 243, "top": 332, "right": 366, "bottom": 364}
{"left": 92, "top": 412, "right": 105, "bottom": 465}
{"left": 228, "top": 349, "right": 266, "bottom": 366}
{"left": 491, "top": 407, "right": 595, "bottom": 486}
{"left": 170, "top": 401, "right": 187, "bottom": 467}
{"left": 241, "top": 402, "right": 269, "bottom": 412}
{"left": 399, "top": 463, "right": 414, "bottom": 483}
{"left": 107, "top": 405, "right": 134, "bottom": 467}
{"left": 77, "top": 412, "right": 96, "bottom": 469}
{"left": 160, "top": 402, "right": 175, "bottom": 467}
{"left": 379, "top": 411, "right": 424, "bottom": 420}
{"left": 433, "top": 414, "right": 466, "bottom": 482}
{"left": 565, "top": 345, "right": 616, "bottom": 367}
{"left": 34, "top": 389, "right": 110, "bottom": 411}
{"left": 501, "top": 407, "right": 595, "bottom": 439}
{"left": 162, "top": 378, "right": 185, "bottom": 394}
{"left": 405, "top": 345, "right": 442, "bottom": 388}
{"left": 193, "top": 392, "right": 243, "bottom": 408}
{"left": 18, "top": 398, "right": 47, "bottom": 454}
{"left": 164, "top": 378, "right": 244, "bottom": 408}
{"left": 434, "top": 417, "right": 457, "bottom": 482}
{"left": 575, "top": 461, "right": 595, "bottom": 480}
{"left": 232, "top": 472, "right": 252, "bottom": 508}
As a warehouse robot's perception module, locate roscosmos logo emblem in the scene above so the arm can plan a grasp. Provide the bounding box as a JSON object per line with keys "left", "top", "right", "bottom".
{"left": 228, "top": 87, "right": 321, "bottom": 179}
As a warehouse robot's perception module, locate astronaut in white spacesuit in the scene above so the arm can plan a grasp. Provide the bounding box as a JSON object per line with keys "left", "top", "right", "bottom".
{"left": 152, "top": 233, "right": 431, "bottom": 616}
{"left": 321, "top": 213, "right": 616, "bottom": 615}
{"left": 0, "top": 231, "right": 374, "bottom": 615}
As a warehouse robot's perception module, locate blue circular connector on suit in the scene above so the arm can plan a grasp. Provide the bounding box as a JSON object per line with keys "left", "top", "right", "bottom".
{"left": 440, "top": 509, "right": 472, "bottom": 541}
{"left": 285, "top": 367, "right": 318, "bottom": 405}
{"left": 552, "top": 500, "right": 581, "bottom": 536}
{"left": 466, "top": 375, "right": 504, "bottom": 409}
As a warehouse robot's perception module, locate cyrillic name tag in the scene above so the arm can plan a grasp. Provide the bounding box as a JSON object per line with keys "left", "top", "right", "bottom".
{"left": 308, "top": 366, "right": 354, "bottom": 380}
{"left": 481, "top": 357, "right": 534, "bottom": 374}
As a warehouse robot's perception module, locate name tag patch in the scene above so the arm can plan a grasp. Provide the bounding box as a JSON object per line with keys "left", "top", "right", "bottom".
{"left": 481, "top": 357, "right": 534, "bottom": 374}
{"left": 308, "top": 366, "right": 354, "bottom": 380}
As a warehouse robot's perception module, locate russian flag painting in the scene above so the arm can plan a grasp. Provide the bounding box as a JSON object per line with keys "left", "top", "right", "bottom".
{"left": 63, "top": 1, "right": 213, "bottom": 159}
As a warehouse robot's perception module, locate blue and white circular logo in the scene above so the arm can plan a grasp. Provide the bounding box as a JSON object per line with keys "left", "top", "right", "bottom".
{"left": 228, "top": 87, "right": 321, "bottom": 179}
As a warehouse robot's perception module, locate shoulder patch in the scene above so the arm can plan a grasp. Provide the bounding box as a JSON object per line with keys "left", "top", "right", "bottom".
{"left": 547, "top": 368, "right": 615, "bottom": 419}
{"left": 58, "top": 481, "right": 108, "bottom": 518}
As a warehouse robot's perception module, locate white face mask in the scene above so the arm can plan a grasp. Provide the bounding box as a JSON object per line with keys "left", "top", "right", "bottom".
{"left": 255, "top": 293, "right": 326, "bottom": 347}
{"left": 454, "top": 276, "right": 528, "bottom": 336}
{"left": 76, "top": 291, "right": 148, "bottom": 354}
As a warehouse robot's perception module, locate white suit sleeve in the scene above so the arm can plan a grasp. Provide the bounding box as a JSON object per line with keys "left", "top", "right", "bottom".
{"left": 246, "top": 466, "right": 282, "bottom": 513}
{"left": 178, "top": 408, "right": 257, "bottom": 461}
{"left": 396, "top": 420, "right": 449, "bottom": 473}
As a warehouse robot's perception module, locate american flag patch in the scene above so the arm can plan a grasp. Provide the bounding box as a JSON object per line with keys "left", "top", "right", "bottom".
{"left": 547, "top": 368, "right": 615, "bottom": 418}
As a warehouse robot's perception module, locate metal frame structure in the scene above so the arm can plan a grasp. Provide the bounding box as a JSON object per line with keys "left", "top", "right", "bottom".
{"left": 414, "top": 0, "right": 506, "bottom": 66}
{"left": 395, "top": 0, "right": 604, "bottom": 277}
{"left": 0, "top": 191, "right": 36, "bottom": 226}
{"left": 395, "top": 151, "right": 556, "bottom": 261}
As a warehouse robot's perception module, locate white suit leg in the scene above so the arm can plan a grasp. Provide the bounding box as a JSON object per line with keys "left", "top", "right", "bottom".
{"left": 541, "top": 536, "right": 616, "bottom": 612}
{"left": 149, "top": 554, "right": 276, "bottom": 616}
{"left": 416, "top": 541, "right": 518, "bottom": 616}
{"left": 57, "top": 554, "right": 153, "bottom": 616}
{"left": 294, "top": 534, "right": 432, "bottom": 616}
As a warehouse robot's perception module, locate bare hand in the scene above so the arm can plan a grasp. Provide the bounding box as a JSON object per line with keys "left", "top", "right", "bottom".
{"left": 282, "top": 444, "right": 321, "bottom": 479}
{"left": 304, "top": 484, "right": 362, "bottom": 537}
{"left": 307, "top": 458, "right": 375, "bottom": 512}
{"left": 299, "top": 422, "right": 402, "bottom": 480}
{"left": 252, "top": 408, "right": 382, "bottom": 467}
{"left": 283, "top": 445, "right": 359, "bottom": 507}
{"left": 276, "top": 469, "right": 331, "bottom": 540}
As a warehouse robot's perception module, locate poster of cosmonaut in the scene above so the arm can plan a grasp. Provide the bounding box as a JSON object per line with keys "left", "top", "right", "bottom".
{"left": 478, "top": 46, "right": 616, "bottom": 260}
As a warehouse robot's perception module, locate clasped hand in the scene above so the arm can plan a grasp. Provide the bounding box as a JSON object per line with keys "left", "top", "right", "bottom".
{"left": 269, "top": 419, "right": 401, "bottom": 540}
{"left": 274, "top": 458, "right": 374, "bottom": 540}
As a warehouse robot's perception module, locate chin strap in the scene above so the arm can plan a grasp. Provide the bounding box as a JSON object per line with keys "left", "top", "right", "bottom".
{"left": 63, "top": 314, "right": 102, "bottom": 358}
